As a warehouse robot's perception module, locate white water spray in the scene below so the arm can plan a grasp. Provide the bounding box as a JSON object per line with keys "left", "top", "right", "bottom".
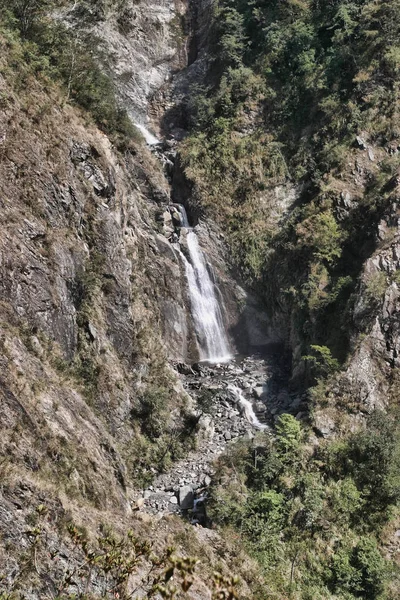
{"left": 134, "top": 122, "right": 161, "bottom": 145}
{"left": 178, "top": 207, "right": 231, "bottom": 363}
{"left": 228, "top": 385, "right": 268, "bottom": 430}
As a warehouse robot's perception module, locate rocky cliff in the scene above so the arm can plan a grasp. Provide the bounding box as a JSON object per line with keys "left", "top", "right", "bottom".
{"left": 0, "top": 1, "right": 272, "bottom": 596}
{"left": 1, "top": 0, "right": 400, "bottom": 598}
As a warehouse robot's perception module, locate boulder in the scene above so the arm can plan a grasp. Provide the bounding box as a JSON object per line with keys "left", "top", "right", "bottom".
{"left": 179, "top": 486, "right": 194, "bottom": 510}
{"left": 203, "top": 475, "right": 212, "bottom": 487}
{"left": 340, "top": 190, "right": 353, "bottom": 208}
{"left": 163, "top": 225, "right": 175, "bottom": 238}
{"left": 162, "top": 210, "right": 172, "bottom": 224}
{"left": 171, "top": 211, "right": 181, "bottom": 225}
{"left": 176, "top": 362, "right": 194, "bottom": 375}
{"left": 355, "top": 135, "right": 367, "bottom": 149}
{"left": 132, "top": 497, "right": 145, "bottom": 511}
{"left": 314, "top": 413, "right": 335, "bottom": 438}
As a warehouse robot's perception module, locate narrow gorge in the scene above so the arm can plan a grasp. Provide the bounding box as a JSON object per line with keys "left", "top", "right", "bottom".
{"left": 0, "top": 0, "right": 399, "bottom": 598}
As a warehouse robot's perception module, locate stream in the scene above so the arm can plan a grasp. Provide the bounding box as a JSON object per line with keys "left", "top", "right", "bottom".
{"left": 141, "top": 354, "right": 305, "bottom": 520}
{"left": 139, "top": 201, "right": 304, "bottom": 521}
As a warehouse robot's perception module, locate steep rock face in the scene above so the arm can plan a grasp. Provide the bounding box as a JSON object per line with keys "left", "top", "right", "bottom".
{"left": 165, "top": 0, "right": 213, "bottom": 134}
{"left": 60, "top": 0, "right": 188, "bottom": 130}
{"left": 341, "top": 213, "right": 400, "bottom": 411}
{"left": 0, "top": 91, "right": 190, "bottom": 362}
{"left": 0, "top": 64, "right": 263, "bottom": 600}
{"left": 0, "top": 51, "right": 197, "bottom": 508}
{"left": 57, "top": 0, "right": 270, "bottom": 357}
{"left": 312, "top": 191, "right": 400, "bottom": 433}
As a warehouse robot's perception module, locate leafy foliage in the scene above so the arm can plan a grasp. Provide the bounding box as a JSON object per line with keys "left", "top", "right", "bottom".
{"left": 0, "top": 0, "right": 137, "bottom": 147}
{"left": 181, "top": 0, "right": 400, "bottom": 368}
{"left": 209, "top": 411, "right": 400, "bottom": 599}
{"left": 303, "top": 345, "right": 340, "bottom": 381}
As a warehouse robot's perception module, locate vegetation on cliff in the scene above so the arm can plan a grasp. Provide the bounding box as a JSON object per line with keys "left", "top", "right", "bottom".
{"left": 181, "top": 0, "right": 400, "bottom": 365}
{"left": 179, "top": 0, "right": 400, "bottom": 598}
{"left": 0, "top": 0, "right": 137, "bottom": 148}
{"left": 0, "top": 1, "right": 400, "bottom": 599}
{"left": 211, "top": 411, "right": 400, "bottom": 599}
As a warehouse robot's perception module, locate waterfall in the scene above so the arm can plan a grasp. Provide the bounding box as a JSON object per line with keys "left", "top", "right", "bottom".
{"left": 177, "top": 207, "right": 231, "bottom": 363}
{"left": 134, "top": 122, "right": 161, "bottom": 145}
{"left": 227, "top": 385, "right": 268, "bottom": 430}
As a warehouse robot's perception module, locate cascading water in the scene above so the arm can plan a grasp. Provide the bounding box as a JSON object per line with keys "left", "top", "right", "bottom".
{"left": 227, "top": 384, "right": 268, "bottom": 430}
{"left": 134, "top": 122, "right": 161, "bottom": 145}
{"left": 177, "top": 206, "right": 232, "bottom": 363}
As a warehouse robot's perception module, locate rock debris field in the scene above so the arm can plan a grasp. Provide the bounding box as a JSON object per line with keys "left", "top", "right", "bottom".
{"left": 140, "top": 355, "right": 308, "bottom": 521}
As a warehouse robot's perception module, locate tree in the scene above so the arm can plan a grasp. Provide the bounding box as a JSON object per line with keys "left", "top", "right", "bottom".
{"left": 275, "top": 414, "right": 302, "bottom": 458}
{"left": 303, "top": 345, "right": 340, "bottom": 380}
{"left": 344, "top": 411, "right": 400, "bottom": 516}
{"left": 295, "top": 209, "right": 343, "bottom": 265}
{"left": 0, "top": 0, "right": 52, "bottom": 37}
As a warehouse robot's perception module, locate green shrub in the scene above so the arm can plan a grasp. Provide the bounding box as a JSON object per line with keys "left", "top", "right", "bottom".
{"left": 344, "top": 412, "right": 400, "bottom": 517}
{"left": 133, "top": 386, "right": 171, "bottom": 440}
{"left": 365, "top": 271, "right": 387, "bottom": 303}
{"left": 353, "top": 536, "right": 387, "bottom": 598}
{"left": 0, "top": 0, "right": 136, "bottom": 146}
{"left": 303, "top": 345, "right": 340, "bottom": 380}
{"left": 275, "top": 414, "right": 302, "bottom": 459}
{"left": 330, "top": 537, "right": 387, "bottom": 598}
{"left": 295, "top": 208, "right": 344, "bottom": 265}
{"left": 209, "top": 408, "right": 399, "bottom": 598}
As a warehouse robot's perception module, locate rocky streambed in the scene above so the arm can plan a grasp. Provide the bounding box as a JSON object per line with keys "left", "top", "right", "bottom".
{"left": 140, "top": 353, "right": 307, "bottom": 521}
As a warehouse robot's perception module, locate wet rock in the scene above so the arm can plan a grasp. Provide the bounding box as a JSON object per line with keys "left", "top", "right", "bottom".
{"left": 253, "top": 386, "right": 265, "bottom": 399}
{"left": 171, "top": 210, "right": 181, "bottom": 225}
{"left": 141, "top": 356, "right": 289, "bottom": 517}
{"left": 176, "top": 362, "right": 195, "bottom": 375}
